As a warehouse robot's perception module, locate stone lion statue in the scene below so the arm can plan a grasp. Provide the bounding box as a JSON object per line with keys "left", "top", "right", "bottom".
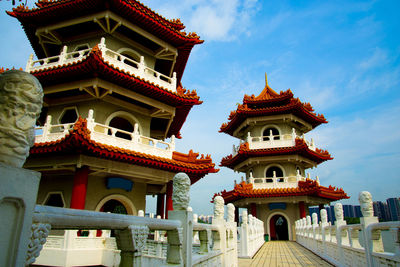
{"left": 334, "top": 203, "right": 344, "bottom": 221}
{"left": 227, "top": 203, "right": 235, "bottom": 222}
{"left": 0, "top": 70, "right": 43, "bottom": 168}
{"left": 213, "top": 196, "right": 224, "bottom": 220}
{"left": 359, "top": 191, "right": 373, "bottom": 217}
{"left": 172, "top": 172, "right": 191, "bottom": 210}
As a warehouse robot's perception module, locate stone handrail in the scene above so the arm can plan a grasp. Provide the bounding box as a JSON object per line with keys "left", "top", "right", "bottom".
{"left": 35, "top": 109, "right": 175, "bottom": 159}
{"left": 295, "top": 191, "right": 400, "bottom": 267}
{"left": 30, "top": 173, "right": 239, "bottom": 267}
{"left": 25, "top": 37, "right": 177, "bottom": 93}
{"left": 237, "top": 210, "right": 265, "bottom": 258}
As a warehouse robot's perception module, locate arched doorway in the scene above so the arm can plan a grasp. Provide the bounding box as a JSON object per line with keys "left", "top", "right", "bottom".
{"left": 269, "top": 214, "right": 289, "bottom": 240}
{"left": 100, "top": 199, "right": 128, "bottom": 214}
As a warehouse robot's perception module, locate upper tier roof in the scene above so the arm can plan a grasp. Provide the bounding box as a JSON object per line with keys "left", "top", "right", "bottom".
{"left": 214, "top": 179, "right": 349, "bottom": 203}
{"left": 220, "top": 138, "right": 333, "bottom": 169}
{"left": 220, "top": 76, "right": 327, "bottom": 136}
{"left": 27, "top": 44, "right": 201, "bottom": 138}
{"left": 30, "top": 117, "right": 219, "bottom": 184}
{"left": 7, "top": 0, "right": 203, "bottom": 84}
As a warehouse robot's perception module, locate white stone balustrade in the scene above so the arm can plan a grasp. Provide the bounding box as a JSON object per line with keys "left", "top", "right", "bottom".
{"left": 237, "top": 210, "right": 265, "bottom": 258}
{"left": 31, "top": 173, "right": 239, "bottom": 267}
{"left": 295, "top": 191, "right": 400, "bottom": 267}
{"left": 25, "top": 37, "right": 177, "bottom": 93}
{"left": 232, "top": 128, "right": 316, "bottom": 154}
{"left": 249, "top": 172, "right": 306, "bottom": 189}
{"left": 35, "top": 109, "right": 175, "bottom": 159}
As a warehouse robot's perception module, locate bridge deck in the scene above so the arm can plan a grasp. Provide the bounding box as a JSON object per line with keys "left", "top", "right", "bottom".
{"left": 238, "top": 241, "right": 334, "bottom": 267}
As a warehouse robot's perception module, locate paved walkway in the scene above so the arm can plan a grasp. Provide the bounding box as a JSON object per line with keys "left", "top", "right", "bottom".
{"left": 238, "top": 241, "right": 333, "bottom": 267}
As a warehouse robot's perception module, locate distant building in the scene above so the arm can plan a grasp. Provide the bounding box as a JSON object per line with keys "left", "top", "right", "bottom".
{"left": 387, "top": 198, "right": 400, "bottom": 221}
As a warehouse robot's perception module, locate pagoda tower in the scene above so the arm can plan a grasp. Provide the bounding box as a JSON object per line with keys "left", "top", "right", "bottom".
{"left": 8, "top": 0, "right": 218, "bottom": 218}
{"left": 215, "top": 75, "right": 348, "bottom": 241}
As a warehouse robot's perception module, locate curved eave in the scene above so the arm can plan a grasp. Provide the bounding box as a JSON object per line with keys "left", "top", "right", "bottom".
{"left": 243, "top": 89, "right": 294, "bottom": 106}
{"left": 220, "top": 139, "right": 332, "bottom": 169}
{"left": 7, "top": 0, "right": 203, "bottom": 46}
{"left": 215, "top": 180, "right": 349, "bottom": 203}
{"left": 30, "top": 47, "right": 201, "bottom": 137}
{"left": 30, "top": 118, "right": 218, "bottom": 184}
{"left": 220, "top": 100, "right": 327, "bottom": 136}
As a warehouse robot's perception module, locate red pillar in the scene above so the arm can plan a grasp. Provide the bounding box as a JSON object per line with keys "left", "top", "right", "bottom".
{"left": 157, "top": 193, "right": 165, "bottom": 219}
{"left": 165, "top": 181, "right": 173, "bottom": 219}
{"left": 250, "top": 203, "right": 257, "bottom": 217}
{"left": 299, "top": 201, "right": 306, "bottom": 218}
{"left": 70, "top": 166, "right": 89, "bottom": 209}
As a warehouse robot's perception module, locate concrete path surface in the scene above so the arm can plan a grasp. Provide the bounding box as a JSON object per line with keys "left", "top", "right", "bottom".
{"left": 238, "top": 241, "right": 334, "bottom": 267}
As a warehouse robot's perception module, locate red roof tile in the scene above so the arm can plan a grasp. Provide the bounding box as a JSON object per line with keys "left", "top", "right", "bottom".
{"left": 7, "top": 0, "right": 203, "bottom": 84}
{"left": 29, "top": 45, "right": 201, "bottom": 138}
{"left": 214, "top": 179, "right": 349, "bottom": 203}
{"left": 30, "top": 117, "right": 219, "bottom": 183}
{"left": 220, "top": 82, "right": 327, "bottom": 136}
{"left": 220, "top": 139, "right": 333, "bottom": 169}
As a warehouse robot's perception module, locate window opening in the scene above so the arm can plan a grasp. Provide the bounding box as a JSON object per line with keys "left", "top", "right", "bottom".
{"left": 263, "top": 127, "right": 280, "bottom": 141}
{"left": 108, "top": 116, "right": 134, "bottom": 140}
{"left": 266, "top": 166, "right": 284, "bottom": 182}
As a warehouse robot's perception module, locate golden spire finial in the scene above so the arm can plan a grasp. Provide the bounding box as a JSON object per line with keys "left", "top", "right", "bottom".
{"left": 265, "top": 73, "right": 268, "bottom": 87}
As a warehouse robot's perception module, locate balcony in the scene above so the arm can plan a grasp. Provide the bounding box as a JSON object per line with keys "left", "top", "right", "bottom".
{"left": 25, "top": 38, "right": 177, "bottom": 93}
{"left": 35, "top": 109, "right": 176, "bottom": 159}
{"left": 232, "top": 128, "right": 316, "bottom": 155}
{"left": 247, "top": 172, "right": 310, "bottom": 189}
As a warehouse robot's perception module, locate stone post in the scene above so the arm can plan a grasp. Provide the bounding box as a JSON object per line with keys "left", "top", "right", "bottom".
{"left": 0, "top": 70, "right": 43, "bottom": 266}
{"left": 334, "top": 202, "right": 347, "bottom": 265}
{"left": 168, "top": 172, "right": 192, "bottom": 266}
{"left": 359, "top": 191, "right": 383, "bottom": 266}
{"left": 212, "top": 196, "right": 227, "bottom": 264}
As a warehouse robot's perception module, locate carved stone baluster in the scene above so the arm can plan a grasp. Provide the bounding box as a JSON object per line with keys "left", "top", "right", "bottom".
{"left": 25, "top": 223, "right": 51, "bottom": 266}
{"left": 115, "top": 225, "right": 149, "bottom": 267}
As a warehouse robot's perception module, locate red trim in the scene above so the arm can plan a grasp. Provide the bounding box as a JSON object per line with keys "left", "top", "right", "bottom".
{"left": 220, "top": 98, "right": 327, "bottom": 135}
{"left": 214, "top": 179, "right": 349, "bottom": 203}
{"left": 30, "top": 117, "right": 219, "bottom": 183}
{"left": 30, "top": 46, "right": 201, "bottom": 138}
{"left": 299, "top": 201, "right": 306, "bottom": 218}
{"left": 7, "top": 0, "right": 203, "bottom": 84}
{"left": 165, "top": 181, "right": 173, "bottom": 219}
{"left": 70, "top": 166, "right": 89, "bottom": 209}
{"left": 220, "top": 139, "right": 332, "bottom": 169}
{"left": 250, "top": 203, "right": 257, "bottom": 217}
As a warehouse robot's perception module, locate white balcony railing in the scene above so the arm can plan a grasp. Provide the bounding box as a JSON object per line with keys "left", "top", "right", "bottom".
{"left": 25, "top": 37, "right": 177, "bottom": 93}
{"left": 232, "top": 128, "right": 316, "bottom": 156}
{"left": 248, "top": 172, "right": 307, "bottom": 189}
{"left": 35, "top": 109, "right": 175, "bottom": 159}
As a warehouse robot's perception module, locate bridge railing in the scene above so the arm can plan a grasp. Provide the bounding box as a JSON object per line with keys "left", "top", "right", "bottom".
{"left": 237, "top": 210, "right": 265, "bottom": 258}
{"left": 28, "top": 173, "right": 239, "bottom": 267}
{"left": 295, "top": 191, "right": 400, "bottom": 267}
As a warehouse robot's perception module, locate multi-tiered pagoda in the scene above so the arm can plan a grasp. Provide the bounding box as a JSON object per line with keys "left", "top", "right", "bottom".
{"left": 8, "top": 0, "right": 217, "bottom": 218}
{"left": 215, "top": 75, "right": 348, "bottom": 241}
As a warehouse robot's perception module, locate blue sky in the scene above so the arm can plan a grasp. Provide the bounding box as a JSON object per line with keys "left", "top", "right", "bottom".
{"left": 1, "top": 0, "right": 399, "bottom": 216}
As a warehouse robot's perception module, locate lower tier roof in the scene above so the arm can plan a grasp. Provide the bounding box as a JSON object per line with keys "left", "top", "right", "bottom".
{"left": 29, "top": 117, "right": 218, "bottom": 184}
{"left": 214, "top": 179, "right": 349, "bottom": 203}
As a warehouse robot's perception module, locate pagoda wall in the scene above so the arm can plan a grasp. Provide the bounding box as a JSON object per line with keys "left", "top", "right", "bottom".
{"left": 85, "top": 175, "right": 146, "bottom": 215}
{"left": 246, "top": 163, "right": 304, "bottom": 179}
{"left": 46, "top": 100, "right": 151, "bottom": 137}
{"left": 36, "top": 174, "right": 146, "bottom": 215}
{"left": 249, "top": 123, "right": 294, "bottom": 137}
{"left": 256, "top": 202, "right": 304, "bottom": 241}
{"left": 54, "top": 36, "right": 157, "bottom": 70}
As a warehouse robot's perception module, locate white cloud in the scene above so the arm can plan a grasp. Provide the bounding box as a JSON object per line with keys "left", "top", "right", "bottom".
{"left": 359, "top": 48, "right": 388, "bottom": 70}
{"left": 141, "top": 0, "right": 260, "bottom": 41}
